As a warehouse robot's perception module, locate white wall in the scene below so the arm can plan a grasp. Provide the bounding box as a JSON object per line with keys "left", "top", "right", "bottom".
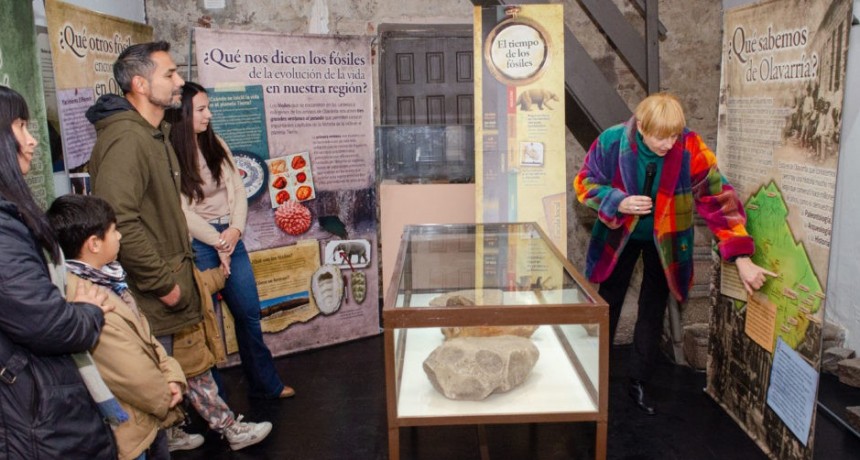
{"left": 827, "top": 6, "right": 860, "bottom": 352}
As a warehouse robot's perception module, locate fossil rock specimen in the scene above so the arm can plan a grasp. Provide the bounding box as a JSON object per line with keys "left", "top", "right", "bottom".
{"left": 429, "top": 290, "right": 502, "bottom": 307}
{"left": 441, "top": 325, "right": 538, "bottom": 340}
{"left": 422, "top": 336, "right": 539, "bottom": 400}
{"left": 431, "top": 290, "right": 538, "bottom": 339}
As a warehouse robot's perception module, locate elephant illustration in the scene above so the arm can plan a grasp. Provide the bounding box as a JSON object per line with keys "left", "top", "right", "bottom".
{"left": 517, "top": 88, "right": 559, "bottom": 111}
{"left": 334, "top": 241, "right": 368, "bottom": 265}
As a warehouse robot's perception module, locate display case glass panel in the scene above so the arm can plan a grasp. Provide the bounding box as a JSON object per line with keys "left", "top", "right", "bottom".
{"left": 393, "top": 223, "right": 589, "bottom": 307}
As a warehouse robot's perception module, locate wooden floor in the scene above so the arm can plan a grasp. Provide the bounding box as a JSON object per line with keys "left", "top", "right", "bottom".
{"left": 172, "top": 334, "right": 860, "bottom": 459}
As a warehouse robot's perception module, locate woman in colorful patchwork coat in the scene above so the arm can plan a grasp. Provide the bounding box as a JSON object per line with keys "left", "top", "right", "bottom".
{"left": 573, "top": 93, "right": 775, "bottom": 415}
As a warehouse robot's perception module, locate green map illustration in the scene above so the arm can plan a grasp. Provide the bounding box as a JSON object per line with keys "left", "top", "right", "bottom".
{"left": 738, "top": 181, "right": 823, "bottom": 349}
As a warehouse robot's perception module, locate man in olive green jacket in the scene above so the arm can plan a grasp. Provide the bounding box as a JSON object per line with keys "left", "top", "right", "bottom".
{"left": 86, "top": 41, "right": 199, "bottom": 338}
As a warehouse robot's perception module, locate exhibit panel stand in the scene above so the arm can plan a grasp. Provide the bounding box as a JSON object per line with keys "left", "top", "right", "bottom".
{"left": 709, "top": 1, "right": 853, "bottom": 456}
{"left": 383, "top": 223, "right": 609, "bottom": 460}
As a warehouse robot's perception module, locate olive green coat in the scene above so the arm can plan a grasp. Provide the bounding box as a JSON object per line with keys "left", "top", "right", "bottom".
{"left": 87, "top": 94, "right": 201, "bottom": 336}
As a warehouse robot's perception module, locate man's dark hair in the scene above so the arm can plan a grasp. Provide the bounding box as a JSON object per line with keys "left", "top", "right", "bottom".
{"left": 47, "top": 194, "right": 117, "bottom": 259}
{"left": 113, "top": 41, "right": 171, "bottom": 94}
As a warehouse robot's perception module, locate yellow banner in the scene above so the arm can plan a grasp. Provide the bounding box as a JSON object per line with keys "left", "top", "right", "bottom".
{"left": 474, "top": 4, "right": 566, "bottom": 254}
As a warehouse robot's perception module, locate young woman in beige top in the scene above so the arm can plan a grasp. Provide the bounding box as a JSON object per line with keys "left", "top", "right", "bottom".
{"left": 169, "top": 82, "right": 294, "bottom": 400}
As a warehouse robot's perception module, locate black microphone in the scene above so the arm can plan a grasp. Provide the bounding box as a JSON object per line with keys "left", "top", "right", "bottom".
{"left": 642, "top": 162, "right": 657, "bottom": 205}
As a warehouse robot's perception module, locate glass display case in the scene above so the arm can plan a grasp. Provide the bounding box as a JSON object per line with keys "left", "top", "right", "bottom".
{"left": 383, "top": 223, "right": 609, "bottom": 459}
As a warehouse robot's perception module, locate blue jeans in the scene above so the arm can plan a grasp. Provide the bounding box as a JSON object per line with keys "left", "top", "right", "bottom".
{"left": 192, "top": 223, "right": 285, "bottom": 398}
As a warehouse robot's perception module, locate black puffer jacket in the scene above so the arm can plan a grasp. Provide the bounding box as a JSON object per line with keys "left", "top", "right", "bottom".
{"left": 0, "top": 198, "right": 116, "bottom": 459}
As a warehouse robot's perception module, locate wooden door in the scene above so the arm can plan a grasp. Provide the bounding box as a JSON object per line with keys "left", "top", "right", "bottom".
{"left": 379, "top": 26, "right": 474, "bottom": 126}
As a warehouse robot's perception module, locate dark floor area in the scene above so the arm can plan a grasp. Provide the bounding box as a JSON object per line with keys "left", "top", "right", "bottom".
{"left": 172, "top": 334, "right": 860, "bottom": 459}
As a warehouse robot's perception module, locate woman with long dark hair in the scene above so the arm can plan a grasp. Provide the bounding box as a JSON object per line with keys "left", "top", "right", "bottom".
{"left": 0, "top": 85, "right": 116, "bottom": 458}
{"left": 168, "top": 82, "right": 292, "bottom": 399}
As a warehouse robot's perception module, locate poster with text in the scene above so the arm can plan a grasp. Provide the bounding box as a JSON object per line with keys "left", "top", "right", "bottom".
{"left": 707, "top": 1, "right": 852, "bottom": 458}
{"left": 35, "top": 23, "right": 64, "bottom": 173}
{"left": 0, "top": 1, "right": 55, "bottom": 208}
{"left": 45, "top": 0, "right": 152, "bottom": 174}
{"left": 474, "top": 4, "right": 566, "bottom": 293}
{"left": 475, "top": 5, "right": 566, "bottom": 254}
{"left": 195, "top": 28, "right": 378, "bottom": 358}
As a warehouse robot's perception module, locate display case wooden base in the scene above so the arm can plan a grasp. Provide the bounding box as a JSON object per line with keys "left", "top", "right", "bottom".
{"left": 383, "top": 223, "right": 608, "bottom": 459}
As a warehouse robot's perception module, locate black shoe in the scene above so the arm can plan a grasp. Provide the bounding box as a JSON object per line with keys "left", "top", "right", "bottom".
{"left": 628, "top": 379, "right": 656, "bottom": 415}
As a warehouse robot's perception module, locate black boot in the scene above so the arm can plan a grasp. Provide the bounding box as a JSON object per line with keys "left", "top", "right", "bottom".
{"left": 628, "top": 379, "right": 656, "bottom": 415}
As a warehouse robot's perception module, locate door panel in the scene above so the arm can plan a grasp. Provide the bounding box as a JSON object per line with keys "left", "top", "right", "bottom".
{"left": 381, "top": 27, "right": 474, "bottom": 126}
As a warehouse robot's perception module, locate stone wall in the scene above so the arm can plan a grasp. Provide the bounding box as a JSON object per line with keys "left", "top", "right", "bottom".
{"left": 145, "top": 0, "right": 725, "bottom": 343}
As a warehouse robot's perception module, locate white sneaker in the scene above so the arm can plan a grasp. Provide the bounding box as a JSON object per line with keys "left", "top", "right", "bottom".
{"left": 223, "top": 415, "right": 272, "bottom": 451}
{"left": 166, "top": 426, "right": 205, "bottom": 451}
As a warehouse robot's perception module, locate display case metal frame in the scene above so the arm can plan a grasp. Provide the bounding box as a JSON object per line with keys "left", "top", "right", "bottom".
{"left": 383, "top": 222, "right": 609, "bottom": 459}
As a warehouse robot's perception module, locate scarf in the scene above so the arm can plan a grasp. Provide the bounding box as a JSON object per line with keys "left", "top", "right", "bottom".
{"left": 66, "top": 260, "right": 128, "bottom": 294}
{"left": 63, "top": 259, "right": 130, "bottom": 426}
{"left": 66, "top": 260, "right": 140, "bottom": 316}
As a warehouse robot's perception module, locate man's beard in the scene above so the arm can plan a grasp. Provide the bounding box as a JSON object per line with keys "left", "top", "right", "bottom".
{"left": 149, "top": 93, "right": 181, "bottom": 109}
